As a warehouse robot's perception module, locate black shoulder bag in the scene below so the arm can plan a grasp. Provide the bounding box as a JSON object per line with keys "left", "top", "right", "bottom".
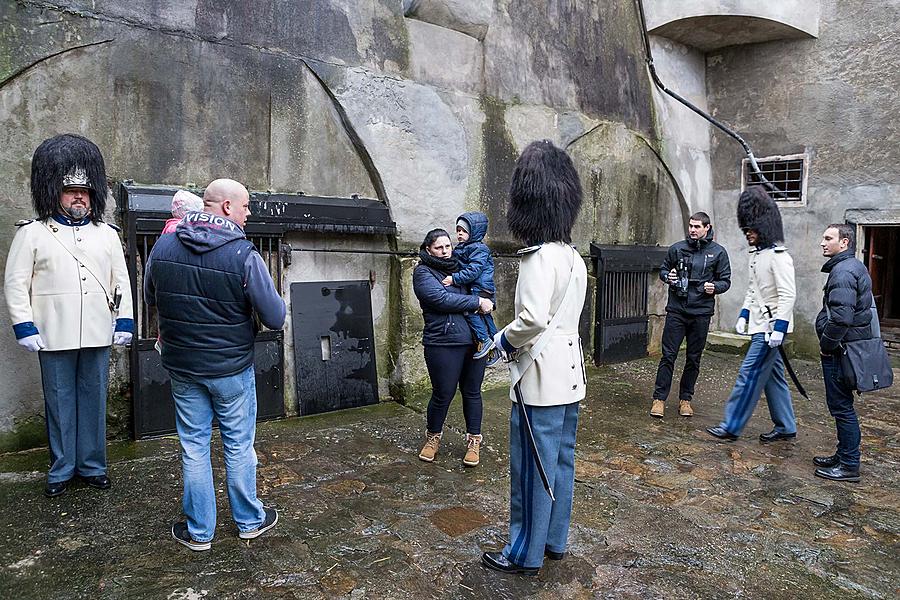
{"left": 827, "top": 296, "right": 894, "bottom": 394}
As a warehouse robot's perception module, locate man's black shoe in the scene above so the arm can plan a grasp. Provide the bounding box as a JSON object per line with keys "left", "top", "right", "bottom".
{"left": 544, "top": 548, "right": 566, "bottom": 561}
{"left": 79, "top": 474, "right": 111, "bottom": 490}
{"left": 813, "top": 454, "right": 840, "bottom": 468}
{"left": 706, "top": 426, "right": 737, "bottom": 441}
{"left": 814, "top": 465, "right": 860, "bottom": 482}
{"left": 759, "top": 430, "right": 797, "bottom": 443}
{"left": 44, "top": 480, "right": 70, "bottom": 498}
{"left": 481, "top": 552, "right": 539, "bottom": 576}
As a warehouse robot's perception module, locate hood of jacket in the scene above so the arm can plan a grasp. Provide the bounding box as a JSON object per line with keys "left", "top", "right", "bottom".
{"left": 176, "top": 211, "right": 246, "bottom": 254}
{"left": 458, "top": 211, "right": 488, "bottom": 244}
{"left": 686, "top": 226, "right": 714, "bottom": 249}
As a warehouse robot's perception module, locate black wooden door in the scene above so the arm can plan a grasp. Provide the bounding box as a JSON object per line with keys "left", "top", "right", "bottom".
{"left": 291, "top": 280, "right": 379, "bottom": 415}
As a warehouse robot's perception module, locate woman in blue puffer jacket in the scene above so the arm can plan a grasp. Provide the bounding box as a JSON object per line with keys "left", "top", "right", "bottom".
{"left": 413, "top": 228, "right": 494, "bottom": 467}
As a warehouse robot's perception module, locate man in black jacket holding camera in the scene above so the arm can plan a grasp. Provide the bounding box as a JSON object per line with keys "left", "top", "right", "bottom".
{"left": 814, "top": 224, "right": 875, "bottom": 482}
{"left": 650, "top": 212, "right": 731, "bottom": 418}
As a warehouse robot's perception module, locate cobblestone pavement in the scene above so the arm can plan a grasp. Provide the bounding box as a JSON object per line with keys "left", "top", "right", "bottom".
{"left": 0, "top": 353, "right": 897, "bottom": 599}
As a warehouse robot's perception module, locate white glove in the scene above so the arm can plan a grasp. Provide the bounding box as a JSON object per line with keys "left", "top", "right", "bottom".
{"left": 493, "top": 330, "right": 511, "bottom": 362}
{"left": 768, "top": 330, "right": 784, "bottom": 348}
{"left": 735, "top": 317, "right": 748, "bottom": 335}
{"left": 17, "top": 334, "right": 46, "bottom": 352}
{"left": 113, "top": 332, "right": 133, "bottom": 346}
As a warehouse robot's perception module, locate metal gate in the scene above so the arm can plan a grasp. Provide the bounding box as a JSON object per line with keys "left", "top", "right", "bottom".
{"left": 291, "top": 280, "right": 379, "bottom": 415}
{"left": 117, "top": 183, "right": 286, "bottom": 439}
{"left": 591, "top": 243, "right": 668, "bottom": 364}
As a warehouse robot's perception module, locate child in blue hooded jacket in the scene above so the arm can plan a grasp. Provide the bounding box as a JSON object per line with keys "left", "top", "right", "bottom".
{"left": 441, "top": 212, "right": 499, "bottom": 363}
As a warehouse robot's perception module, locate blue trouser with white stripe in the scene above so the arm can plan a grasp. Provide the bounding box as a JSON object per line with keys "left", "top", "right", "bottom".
{"left": 719, "top": 333, "right": 796, "bottom": 436}
{"left": 503, "top": 401, "right": 579, "bottom": 569}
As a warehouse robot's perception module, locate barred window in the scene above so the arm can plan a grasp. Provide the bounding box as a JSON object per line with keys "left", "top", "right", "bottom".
{"left": 741, "top": 154, "right": 809, "bottom": 205}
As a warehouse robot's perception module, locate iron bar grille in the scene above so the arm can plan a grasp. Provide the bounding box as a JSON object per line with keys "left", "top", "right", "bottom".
{"left": 134, "top": 233, "right": 283, "bottom": 340}
{"left": 602, "top": 270, "right": 649, "bottom": 321}
{"left": 744, "top": 157, "right": 806, "bottom": 202}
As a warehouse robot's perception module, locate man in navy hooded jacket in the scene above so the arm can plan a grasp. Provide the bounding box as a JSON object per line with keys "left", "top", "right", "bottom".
{"left": 144, "top": 178, "right": 285, "bottom": 551}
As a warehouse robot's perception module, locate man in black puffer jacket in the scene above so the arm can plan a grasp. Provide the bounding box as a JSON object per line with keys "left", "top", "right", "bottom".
{"left": 650, "top": 212, "right": 731, "bottom": 419}
{"left": 813, "top": 224, "right": 874, "bottom": 483}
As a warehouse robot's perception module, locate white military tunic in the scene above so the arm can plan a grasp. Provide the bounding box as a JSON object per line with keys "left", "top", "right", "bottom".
{"left": 4, "top": 218, "right": 133, "bottom": 350}
{"left": 740, "top": 246, "right": 796, "bottom": 334}
{"left": 501, "top": 242, "right": 588, "bottom": 406}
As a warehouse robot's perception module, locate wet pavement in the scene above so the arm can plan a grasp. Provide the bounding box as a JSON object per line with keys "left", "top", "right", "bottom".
{"left": 0, "top": 353, "right": 898, "bottom": 599}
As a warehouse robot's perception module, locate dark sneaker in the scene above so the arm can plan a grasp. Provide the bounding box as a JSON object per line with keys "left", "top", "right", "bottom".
{"left": 239, "top": 507, "right": 278, "bottom": 540}
{"left": 44, "top": 479, "right": 70, "bottom": 498}
{"left": 481, "top": 551, "right": 539, "bottom": 576}
{"left": 814, "top": 465, "right": 860, "bottom": 482}
{"left": 813, "top": 454, "right": 840, "bottom": 468}
{"left": 172, "top": 522, "right": 211, "bottom": 551}
{"left": 485, "top": 348, "right": 502, "bottom": 367}
{"left": 79, "top": 474, "right": 111, "bottom": 490}
{"left": 473, "top": 339, "right": 495, "bottom": 360}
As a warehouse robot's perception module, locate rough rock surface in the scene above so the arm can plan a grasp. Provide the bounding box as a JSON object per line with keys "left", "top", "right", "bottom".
{"left": 1, "top": 354, "right": 897, "bottom": 598}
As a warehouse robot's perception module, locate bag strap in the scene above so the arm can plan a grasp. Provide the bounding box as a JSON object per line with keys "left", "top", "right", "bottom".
{"left": 824, "top": 292, "right": 881, "bottom": 339}
{"left": 869, "top": 294, "right": 881, "bottom": 339}
{"left": 509, "top": 246, "right": 579, "bottom": 387}
{"left": 41, "top": 222, "right": 116, "bottom": 310}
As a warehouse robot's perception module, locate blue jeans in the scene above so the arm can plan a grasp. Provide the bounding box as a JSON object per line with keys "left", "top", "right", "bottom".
{"left": 170, "top": 366, "right": 265, "bottom": 542}
{"left": 821, "top": 354, "right": 860, "bottom": 469}
{"left": 39, "top": 347, "right": 111, "bottom": 483}
{"left": 464, "top": 291, "right": 497, "bottom": 343}
{"left": 503, "top": 402, "right": 580, "bottom": 569}
{"left": 720, "top": 333, "right": 796, "bottom": 436}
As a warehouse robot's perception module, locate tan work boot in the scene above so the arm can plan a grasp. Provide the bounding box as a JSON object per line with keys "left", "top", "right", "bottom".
{"left": 418, "top": 431, "right": 442, "bottom": 462}
{"left": 463, "top": 434, "right": 482, "bottom": 467}
{"left": 650, "top": 399, "right": 665, "bottom": 418}
{"left": 679, "top": 400, "right": 694, "bottom": 417}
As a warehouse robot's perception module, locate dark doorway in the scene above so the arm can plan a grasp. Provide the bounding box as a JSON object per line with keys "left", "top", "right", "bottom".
{"left": 864, "top": 226, "right": 900, "bottom": 354}
{"left": 291, "top": 280, "right": 379, "bottom": 415}
{"left": 865, "top": 226, "right": 900, "bottom": 322}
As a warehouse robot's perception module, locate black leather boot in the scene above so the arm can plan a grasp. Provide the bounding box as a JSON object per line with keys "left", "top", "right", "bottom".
{"left": 814, "top": 465, "right": 860, "bottom": 482}
{"left": 813, "top": 454, "right": 839, "bottom": 468}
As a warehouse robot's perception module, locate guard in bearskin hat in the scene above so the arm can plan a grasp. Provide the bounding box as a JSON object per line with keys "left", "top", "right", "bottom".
{"left": 4, "top": 134, "right": 133, "bottom": 497}
{"left": 481, "top": 140, "right": 588, "bottom": 576}
{"left": 707, "top": 185, "right": 798, "bottom": 443}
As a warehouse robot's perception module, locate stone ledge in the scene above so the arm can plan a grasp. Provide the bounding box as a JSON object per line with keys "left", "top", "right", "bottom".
{"left": 705, "top": 331, "right": 796, "bottom": 356}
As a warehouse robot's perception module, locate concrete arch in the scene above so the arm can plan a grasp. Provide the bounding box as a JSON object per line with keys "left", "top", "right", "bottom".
{"left": 644, "top": 0, "right": 819, "bottom": 51}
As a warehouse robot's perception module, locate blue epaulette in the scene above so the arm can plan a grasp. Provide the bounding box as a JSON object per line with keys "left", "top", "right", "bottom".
{"left": 14, "top": 219, "right": 34, "bottom": 227}
{"left": 106, "top": 222, "right": 122, "bottom": 232}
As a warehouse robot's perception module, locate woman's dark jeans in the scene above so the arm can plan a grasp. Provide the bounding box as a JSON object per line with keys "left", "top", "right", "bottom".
{"left": 424, "top": 344, "right": 486, "bottom": 435}
{"left": 821, "top": 354, "right": 861, "bottom": 469}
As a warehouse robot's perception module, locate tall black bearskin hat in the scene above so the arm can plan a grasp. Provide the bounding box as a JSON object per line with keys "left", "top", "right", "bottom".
{"left": 507, "top": 139, "right": 583, "bottom": 245}
{"left": 737, "top": 185, "right": 784, "bottom": 247}
{"left": 30, "top": 133, "right": 108, "bottom": 223}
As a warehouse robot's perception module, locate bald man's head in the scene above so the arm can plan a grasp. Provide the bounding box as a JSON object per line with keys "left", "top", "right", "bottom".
{"left": 203, "top": 178, "right": 251, "bottom": 228}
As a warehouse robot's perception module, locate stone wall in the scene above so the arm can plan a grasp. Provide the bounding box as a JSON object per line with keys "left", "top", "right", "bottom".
{"left": 706, "top": 0, "right": 900, "bottom": 353}
{"left": 0, "top": 0, "right": 683, "bottom": 449}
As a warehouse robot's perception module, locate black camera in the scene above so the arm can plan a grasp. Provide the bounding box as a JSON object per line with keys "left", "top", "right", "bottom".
{"left": 674, "top": 258, "right": 690, "bottom": 297}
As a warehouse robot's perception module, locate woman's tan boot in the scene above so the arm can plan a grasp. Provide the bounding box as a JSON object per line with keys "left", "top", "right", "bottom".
{"left": 419, "top": 431, "right": 442, "bottom": 462}
{"left": 463, "top": 434, "right": 482, "bottom": 467}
